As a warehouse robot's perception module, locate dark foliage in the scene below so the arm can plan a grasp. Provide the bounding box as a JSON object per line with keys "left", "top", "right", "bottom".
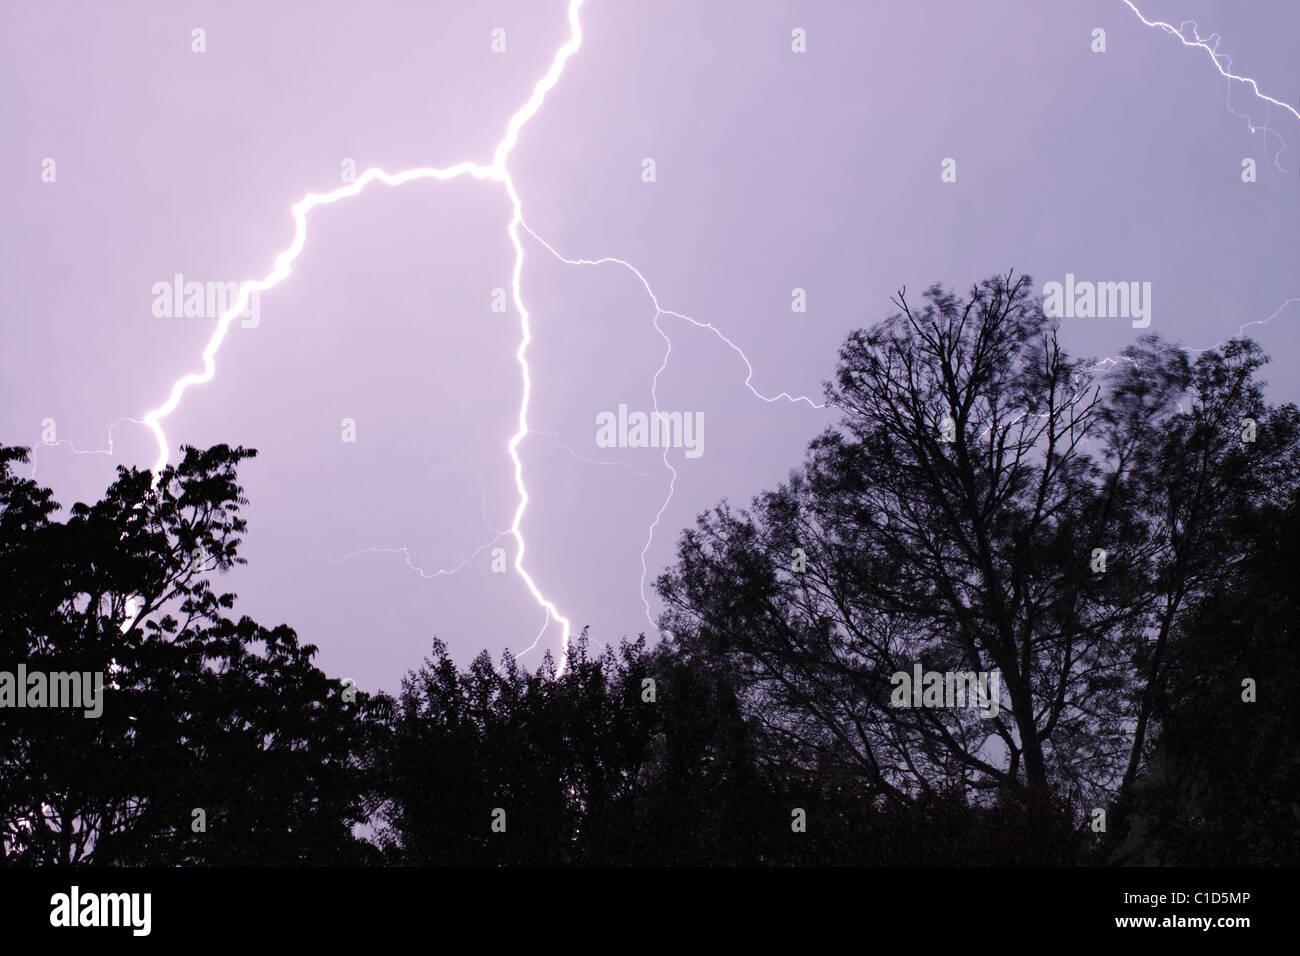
{"left": 0, "top": 444, "right": 380, "bottom": 864}
{"left": 4, "top": 273, "right": 1296, "bottom": 866}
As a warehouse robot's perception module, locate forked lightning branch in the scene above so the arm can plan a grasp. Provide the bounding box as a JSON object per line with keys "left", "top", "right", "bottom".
{"left": 130, "top": 0, "right": 824, "bottom": 675}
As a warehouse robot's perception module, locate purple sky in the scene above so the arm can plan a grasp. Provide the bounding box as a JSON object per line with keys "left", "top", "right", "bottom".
{"left": 4, "top": 0, "right": 1298, "bottom": 694}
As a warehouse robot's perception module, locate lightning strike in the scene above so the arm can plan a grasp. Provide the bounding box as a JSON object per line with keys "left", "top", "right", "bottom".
{"left": 116, "top": 2, "right": 1209, "bottom": 674}
{"left": 1080, "top": 5, "right": 1300, "bottom": 379}
{"left": 1120, "top": 0, "right": 1300, "bottom": 170}
{"left": 141, "top": 0, "right": 586, "bottom": 673}
{"left": 336, "top": 463, "right": 506, "bottom": 578}
{"left": 335, "top": 542, "right": 504, "bottom": 579}
{"left": 519, "top": 221, "right": 828, "bottom": 632}
{"left": 29, "top": 416, "right": 141, "bottom": 480}
{"left": 521, "top": 223, "right": 828, "bottom": 411}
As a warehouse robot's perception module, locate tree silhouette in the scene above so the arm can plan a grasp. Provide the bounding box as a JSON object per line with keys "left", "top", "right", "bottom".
{"left": 655, "top": 273, "right": 1300, "bottom": 835}
{"left": 5, "top": 275, "right": 1297, "bottom": 867}
{"left": 374, "top": 630, "right": 787, "bottom": 865}
{"left": 0, "top": 444, "right": 380, "bottom": 864}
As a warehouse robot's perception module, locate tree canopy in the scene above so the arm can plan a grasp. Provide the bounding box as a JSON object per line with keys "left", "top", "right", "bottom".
{"left": 656, "top": 273, "right": 1300, "bottom": 841}
{"left": 4, "top": 273, "right": 1295, "bottom": 866}
{"left": 0, "top": 444, "right": 381, "bottom": 864}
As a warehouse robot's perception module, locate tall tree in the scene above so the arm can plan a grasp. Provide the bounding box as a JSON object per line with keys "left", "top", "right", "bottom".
{"left": 656, "top": 273, "right": 1300, "bottom": 824}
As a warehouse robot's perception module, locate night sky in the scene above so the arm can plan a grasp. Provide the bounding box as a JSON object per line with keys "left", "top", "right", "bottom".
{"left": 4, "top": 0, "right": 1297, "bottom": 694}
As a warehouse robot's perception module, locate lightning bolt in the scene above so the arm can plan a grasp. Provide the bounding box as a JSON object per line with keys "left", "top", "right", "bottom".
{"left": 519, "top": 222, "right": 828, "bottom": 633}
{"left": 120, "top": 0, "right": 1300, "bottom": 676}
{"left": 1120, "top": 0, "right": 1300, "bottom": 171}
{"left": 29, "top": 416, "right": 141, "bottom": 480}
{"left": 1078, "top": 5, "right": 1300, "bottom": 380}
{"left": 335, "top": 461, "right": 507, "bottom": 578}
{"left": 521, "top": 223, "right": 827, "bottom": 411}
{"left": 126, "top": 0, "right": 828, "bottom": 675}
{"left": 140, "top": 0, "right": 586, "bottom": 673}
{"left": 336, "top": 542, "right": 505, "bottom": 579}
